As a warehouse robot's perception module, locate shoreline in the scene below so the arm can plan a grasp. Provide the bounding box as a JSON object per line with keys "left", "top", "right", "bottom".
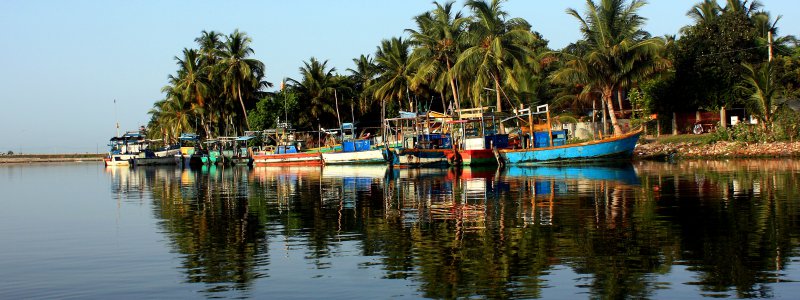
{"left": 633, "top": 139, "right": 800, "bottom": 160}
{"left": 4, "top": 140, "right": 800, "bottom": 164}
{"left": 0, "top": 154, "right": 105, "bottom": 164}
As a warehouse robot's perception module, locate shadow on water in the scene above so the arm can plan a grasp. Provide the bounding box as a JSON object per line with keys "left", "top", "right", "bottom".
{"left": 104, "top": 159, "right": 800, "bottom": 299}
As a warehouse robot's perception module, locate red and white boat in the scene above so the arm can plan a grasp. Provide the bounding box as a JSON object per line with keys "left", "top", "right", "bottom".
{"left": 252, "top": 145, "right": 321, "bottom": 166}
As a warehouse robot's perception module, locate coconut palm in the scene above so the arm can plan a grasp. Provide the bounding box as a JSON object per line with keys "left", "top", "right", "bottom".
{"left": 687, "top": 0, "right": 721, "bottom": 24}
{"left": 213, "top": 29, "right": 267, "bottom": 132}
{"left": 288, "top": 57, "right": 337, "bottom": 128}
{"left": 195, "top": 30, "right": 223, "bottom": 68}
{"left": 738, "top": 62, "right": 780, "bottom": 130}
{"left": 723, "top": 0, "right": 762, "bottom": 16}
{"left": 551, "top": 0, "right": 665, "bottom": 136}
{"left": 455, "top": 0, "right": 536, "bottom": 112}
{"left": 173, "top": 49, "right": 209, "bottom": 112}
{"left": 347, "top": 54, "right": 379, "bottom": 114}
{"left": 407, "top": 1, "right": 468, "bottom": 113}
{"left": 374, "top": 37, "right": 415, "bottom": 110}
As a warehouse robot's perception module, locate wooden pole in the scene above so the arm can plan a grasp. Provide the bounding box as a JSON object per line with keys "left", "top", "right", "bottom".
{"left": 546, "top": 108, "right": 553, "bottom": 147}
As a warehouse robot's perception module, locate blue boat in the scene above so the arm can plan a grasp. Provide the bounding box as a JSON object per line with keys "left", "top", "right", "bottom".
{"left": 494, "top": 104, "right": 641, "bottom": 165}
{"left": 496, "top": 129, "right": 642, "bottom": 165}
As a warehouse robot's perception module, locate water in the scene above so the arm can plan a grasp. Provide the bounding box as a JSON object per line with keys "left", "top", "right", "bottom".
{"left": 1, "top": 160, "right": 799, "bottom": 299}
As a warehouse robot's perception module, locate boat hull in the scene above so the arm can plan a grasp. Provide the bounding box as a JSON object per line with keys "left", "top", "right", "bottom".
{"left": 104, "top": 154, "right": 137, "bottom": 166}
{"left": 385, "top": 148, "right": 456, "bottom": 167}
{"left": 458, "top": 149, "right": 497, "bottom": 166}
{"left": 322, "top": 149, "right": 385, "bottom": 165}
{"left": 498, "top": 130, "right": 641, "bottom": 165}
{"left": 133, "top": 156, "right": 177, "bottom": 166}
{"left": 252, "top": 152, "right": 322, "bottom": 166}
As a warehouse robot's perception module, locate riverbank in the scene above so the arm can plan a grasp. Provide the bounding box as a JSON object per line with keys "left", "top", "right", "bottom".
{"left": 634, "top": 136, "right": 800, "bottom": 160}
{"left": 0, "top": 154, "right": 105, "bottom": 164}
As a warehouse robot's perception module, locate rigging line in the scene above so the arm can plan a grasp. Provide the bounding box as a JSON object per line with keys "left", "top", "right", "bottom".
{"left": 696, "top": 45, "right": 768, "bottom": 57}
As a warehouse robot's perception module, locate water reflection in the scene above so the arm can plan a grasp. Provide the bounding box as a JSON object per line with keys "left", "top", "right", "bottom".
{"left": 101, "top": 160, "right": 800, "bottom": 299}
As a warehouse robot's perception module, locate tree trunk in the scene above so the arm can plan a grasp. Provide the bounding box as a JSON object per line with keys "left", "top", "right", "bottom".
{"left": 494, "top": 75, "right": 504, "bottom": 134}
{"left": 592, "top": 100, "right": 597, "bottom": 139}
{"left": 237, "top": 84, "right": 250, "bottom": 131}
{"left": 446, "top": 60, "right": 460, "bottom": 114}
{"left": 604, "top": 88, "right": 622, "bottom": 136}
{"left": 335, "top": 89, "right": 342, "bottom": 130}
{"left": 494, "top": 75, "right": 502, "bottom": 112}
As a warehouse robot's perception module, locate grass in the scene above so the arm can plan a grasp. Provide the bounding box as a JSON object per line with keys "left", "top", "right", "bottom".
{"left": 643, "top": 133, "right": 715, "bottom": 144}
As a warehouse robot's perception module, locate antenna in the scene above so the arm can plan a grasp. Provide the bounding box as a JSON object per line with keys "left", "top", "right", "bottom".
{"left": 114, "top": 99, "right": 119, "bottom": 137}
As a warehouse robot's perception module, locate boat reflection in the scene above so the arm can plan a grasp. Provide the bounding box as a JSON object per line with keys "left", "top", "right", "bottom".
{"left": 383, "top": 162, "right": 641, "bottom": 230}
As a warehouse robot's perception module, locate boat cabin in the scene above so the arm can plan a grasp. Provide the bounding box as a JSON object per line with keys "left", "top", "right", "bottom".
{"left": 108, "top": 131, "right": 145, "bottom": 154}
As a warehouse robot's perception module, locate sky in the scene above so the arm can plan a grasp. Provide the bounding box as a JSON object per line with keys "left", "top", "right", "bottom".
{"left": 1, "top": 0, "right": 797, "bottom": 154}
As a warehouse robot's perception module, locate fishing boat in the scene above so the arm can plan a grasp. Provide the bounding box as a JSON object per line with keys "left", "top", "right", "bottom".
{"left": 175, "top": 133, "right": 205, "bottom": 167}
{"left": 132, "top": 141, "right": 180, "bottom": 166}
{"left": 383, "top": 111, "right": 458, "bottom": 167}
{"left": 104, "top": 131, "right": 146, "bottom": 166}
{"left": 450, "top": 107, "right": 509, "bottom": 166}
{"left": 252, "top": 126, "right": 321, "bottom": 166}
{"left": 229, "top": 134, "right": 256, "bottom": 165}
{"left": 495, "top": 104, "right": 642, "bottom": 165}
{"left": 321, "top": 123, "right": 384, "bottom": 165}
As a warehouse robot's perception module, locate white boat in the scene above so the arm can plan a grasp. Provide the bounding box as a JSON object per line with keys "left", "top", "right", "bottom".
{"left": 132, "top": 147, "right": 181, "bottom": 166}
{"left": 322, "top": 148, "right": 384, "bottom": 164}
{"left": 321, "top": 123, "right": 385, "bottom": 165}
{"left": 104, "top": 131, "right": 145, "bottom": 167}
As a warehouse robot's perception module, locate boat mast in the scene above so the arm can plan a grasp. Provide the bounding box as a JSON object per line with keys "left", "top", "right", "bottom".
{"left": 114, "top": 99, "right": 119, "bottom": 138}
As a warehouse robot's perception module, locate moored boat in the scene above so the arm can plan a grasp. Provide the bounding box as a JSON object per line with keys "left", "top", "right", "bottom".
{"left": 252, "top": 127, "right": 321, "bottom": 166}
{"left": 495, "top": 104, "right": 642, "bottom": 165}
{"left": 252, "top": 144, "right": 321, "bottom": 166}
{"left": 383, "top": 111, "right": 457, "bottom": 167}
{"left": 321, "top": 123, "right": 384, "bottom": 165}
{"left": 132, "top": 144, "right": 180, "bottom": 166}
{"left": 104, "top": 131, "right": 146, "bottom": 167}
{"left": 449, "top": 107, "right": 509, "bottom": 166}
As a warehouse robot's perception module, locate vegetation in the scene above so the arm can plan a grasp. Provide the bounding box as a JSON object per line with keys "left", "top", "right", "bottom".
{"left": 146, "top": 0, "right": 800, "bottom": 144}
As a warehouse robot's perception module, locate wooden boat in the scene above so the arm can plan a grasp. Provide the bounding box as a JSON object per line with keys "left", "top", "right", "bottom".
{"left": 175, "top": 133, "right": 205, "bottom": 167}
{"left": 449, "top": 108, "right": 509, "bottom": 166}
{"left": 252, "top": 145, "right": 321, "bottom": 166}
{"left": 382, "top": 111, "right": 457, "bottom": 167}
{"left": 495, "top": 104, "right": 641, "bottom": 165}
{"left": 132, "top": 144, "right": 180, "bottom": 166}
{"left": 321, "top": 123, "right": 385, "bottom": 165}
{"left": 496, "top": 129, "right": 641, "bottom": 165}
{"left": 252, "top": 127, "right": 321, "bottom": 166}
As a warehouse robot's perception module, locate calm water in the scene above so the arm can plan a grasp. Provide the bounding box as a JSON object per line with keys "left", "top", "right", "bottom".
{"left": 1, "top": 160, "right": 800, "bottom": 299}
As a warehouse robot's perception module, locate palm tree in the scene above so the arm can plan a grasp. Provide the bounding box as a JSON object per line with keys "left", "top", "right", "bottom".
{"left": 738, "top": 62, "right": 780, "bottom": 131}
{"left": 407, "top": 1, "right": 468, "bottom": 113}
{"left": 213, "top": 29, "right": 266, "bottom": 132}
{"left": 374, "top": 37, "right": 415, "bottom": 111}
{"left": 170, "top": 48, "right": 212, "bottom": 136}
{"left": 723, "top": 0, "right": 762, "bottom": 16}
{"left": 194, "top": 30, "right": 225, "bottom": 134}
{"left": 455, "top": 0, "right": 536, "bottom": 112}
{"left": 288, "top": 57, "right": 337, "bottom": 128}
{"left": 687, "top": 0, "right": 721, "bottom": 24}
{"left": 195, "top": 30, "right": 223, "bottom": 68}
{"left": 347, "top": 54, "right": 378, "bottom": 114}
{"left": 551, "top": 0, "right": 666, "bottom": 136}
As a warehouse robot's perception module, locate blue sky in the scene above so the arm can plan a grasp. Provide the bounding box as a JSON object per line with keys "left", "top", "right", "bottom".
{"left": 0, "top": 0, "right": 797, "bottom": 153}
